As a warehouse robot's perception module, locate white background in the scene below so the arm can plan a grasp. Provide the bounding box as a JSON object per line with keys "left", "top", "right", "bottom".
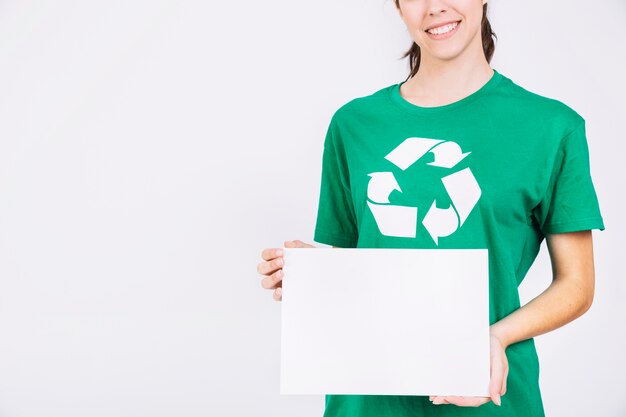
{"left": 0, "top": 1, "right": 623, "bottom": 416}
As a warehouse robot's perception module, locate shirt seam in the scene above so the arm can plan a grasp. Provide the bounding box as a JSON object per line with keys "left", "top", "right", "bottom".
{"left": 385, "top": 73, "right": 504, "bottom": 116}
{"left": 543, "top": 216, "right": 603, "bottom": 227}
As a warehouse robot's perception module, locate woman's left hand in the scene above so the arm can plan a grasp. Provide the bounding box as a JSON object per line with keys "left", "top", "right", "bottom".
{"left": 429, "top": 331, "right": 509, "bottom": 407}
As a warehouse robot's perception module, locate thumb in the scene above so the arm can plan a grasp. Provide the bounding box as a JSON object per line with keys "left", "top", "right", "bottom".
{"left": 489, "top": 357, "right": 503, "bottom": 406}
{"left": 284, "top": 239, "right": 315, "bottom": 249}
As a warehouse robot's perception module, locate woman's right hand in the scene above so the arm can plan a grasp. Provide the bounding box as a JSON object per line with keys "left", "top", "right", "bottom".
{"left": 257, "top": 239, "right": 316, "bottom": 301}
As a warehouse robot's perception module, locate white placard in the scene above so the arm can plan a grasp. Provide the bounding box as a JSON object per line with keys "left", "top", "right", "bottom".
{"left": 280, "top": 247, "right": 490, "bottom": 396}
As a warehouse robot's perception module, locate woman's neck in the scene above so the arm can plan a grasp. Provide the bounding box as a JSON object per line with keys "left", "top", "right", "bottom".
{"left": 401, "top": 59, "right": 494, "bottom": 108}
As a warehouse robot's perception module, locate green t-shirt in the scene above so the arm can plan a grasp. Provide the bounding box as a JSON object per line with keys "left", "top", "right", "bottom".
{"left": 313, "top": 68, "right": 605, "bottom": 417}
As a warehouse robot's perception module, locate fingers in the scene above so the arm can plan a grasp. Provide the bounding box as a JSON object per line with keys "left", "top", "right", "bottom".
{"left": 259, "top": 240, "right": 314, "bottom": 303}
{"left": 273, "top": 286, "right": 282, "bottom": 301}
{"left": 430, "top": 396, "right": 448, "bottom": 405}
{"left": 257, "top": 253, "right": 283, "bottom": 276}
{"left": 261, "top": 268, "right": 283, "bottom": 289}
{"left": 258, "top": 240, "right": 315, "bottom": 279}
{"left": 257, "top": 241, "right": 314, "bottom": 275}
{"left": 261, "top": 247, "right": 283, "bottom": 262}
{"left": 430, "top": 396, "right": 490, "bottom": 407}
{"left": 285, "top": 239, "right": 315, "bottom": 249}
{"left": 257, "top": 248, "right": 284, "bottom": 299}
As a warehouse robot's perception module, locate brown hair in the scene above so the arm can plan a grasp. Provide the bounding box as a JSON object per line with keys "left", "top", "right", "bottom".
{"left": 394, "top": 2, "right": 497, "bottom": 81}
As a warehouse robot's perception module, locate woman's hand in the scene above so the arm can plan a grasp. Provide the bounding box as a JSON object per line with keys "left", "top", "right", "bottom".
{"left": 429, "top": 331, "right": 508, "bottom": 407}
{"left": 257, "top": 240, "right": 315, "bottom": 301}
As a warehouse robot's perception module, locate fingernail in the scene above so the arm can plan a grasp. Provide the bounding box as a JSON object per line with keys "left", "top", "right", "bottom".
{"left": 276, "top": 288, "right": 282, "bottom": 296}
{"left": 276, "top": 249, "right": 283, "bottom": 256}
{"left": 495, "top": 395, "right": 501, "bottom": 406}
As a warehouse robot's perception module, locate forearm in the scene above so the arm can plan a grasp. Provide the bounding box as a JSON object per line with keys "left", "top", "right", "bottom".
{"left": 490, "top": 277, "right": 592, "bottom": 349}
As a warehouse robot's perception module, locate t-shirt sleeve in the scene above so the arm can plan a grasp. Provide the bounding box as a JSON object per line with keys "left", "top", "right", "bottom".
{"left": 532, "top": 119, "right": 605, "bottom": 234}
{"left": 313, "top": 115, "right": 359, "bottom": 248}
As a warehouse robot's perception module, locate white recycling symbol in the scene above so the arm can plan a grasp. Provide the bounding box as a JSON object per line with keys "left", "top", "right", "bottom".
{"left": 366, "top": 137, "right": 481, "bottom": 245}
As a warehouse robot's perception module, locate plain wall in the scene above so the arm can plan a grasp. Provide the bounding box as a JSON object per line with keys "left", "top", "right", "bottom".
{"left": 0, "top": 1, "right": 623, "bottom": 416}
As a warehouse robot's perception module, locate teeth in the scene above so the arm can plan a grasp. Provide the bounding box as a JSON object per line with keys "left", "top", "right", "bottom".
{"left": 428, "top": 21, "right": 459, "bottom": 35}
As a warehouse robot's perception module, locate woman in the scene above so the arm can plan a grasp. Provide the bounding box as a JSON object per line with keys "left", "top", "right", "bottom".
{"left": 257, "top": 0, "right": 605, "bottom": 416}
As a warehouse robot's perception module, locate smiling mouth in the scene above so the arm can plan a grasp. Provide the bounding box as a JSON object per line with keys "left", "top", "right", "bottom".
{"left": 425, "top": 20, "right": 461, "bottom": 35}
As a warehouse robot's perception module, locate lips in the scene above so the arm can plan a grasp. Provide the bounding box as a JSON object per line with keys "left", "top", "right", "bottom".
{"left": 424, "top": 19, "right": 461, "bottom": 40}
{"left": 424, "top": 19, "right": 462, "bottom": 32}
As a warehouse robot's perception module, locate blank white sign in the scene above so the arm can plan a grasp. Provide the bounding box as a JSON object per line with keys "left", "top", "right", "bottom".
{"left": 280, "top": 247, "right": 490, "bottom": 396}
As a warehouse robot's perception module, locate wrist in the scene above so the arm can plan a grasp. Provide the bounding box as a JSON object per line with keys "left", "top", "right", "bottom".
{"left": 489, "top": 324, "right": 511, "bottom": 350}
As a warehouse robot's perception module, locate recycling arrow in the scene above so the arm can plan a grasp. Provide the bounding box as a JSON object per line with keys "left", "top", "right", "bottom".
{"left": 422, "top": 167, "right": 481, "bottom": 244}
{"left": 367, "top": 200, "right": 418, "bottom": 238}
{"left": 384, "top": 137, "right": 444, "bottom": 170}
{"left": 366, "top": 171, "right": 417, "bottom": 237}
{"left": 421, "top": 201, "right": 458, "bottom": 245}
{"left": 441, "top": 167, "right": 481, "bottom": 225}
{"left": 367, "top": 172, "right": 402, "bottom": 204}
{"left": 426, "top": 141, "right": 471, "bottom": 169}
{"left": 366, "top": 137, "right": 482, "bottom": 245}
